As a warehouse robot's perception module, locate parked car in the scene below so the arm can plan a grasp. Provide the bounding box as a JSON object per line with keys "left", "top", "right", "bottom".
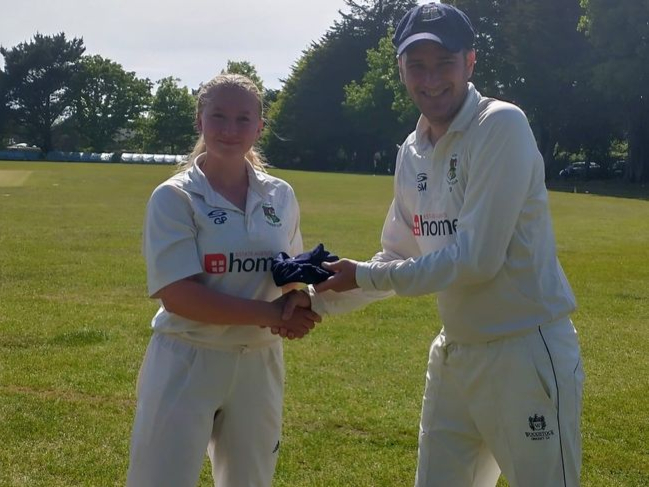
{"left": 559, "top": 161, "right": 602, "bottom": 179}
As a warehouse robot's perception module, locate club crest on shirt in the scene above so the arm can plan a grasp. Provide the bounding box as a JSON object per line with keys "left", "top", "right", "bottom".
{"left": 446, "top": 154, "right": 459, "bottom": 190}
{"left": 262, "top": 203, "right": 281, "bottom": 227}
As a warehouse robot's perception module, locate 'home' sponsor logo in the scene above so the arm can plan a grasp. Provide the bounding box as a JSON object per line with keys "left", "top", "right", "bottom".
{"left": 204, "top": 252, "right": 273, "bottom": 274}
{"left": 413, "top": 214, "right": 458, "bottom": 237}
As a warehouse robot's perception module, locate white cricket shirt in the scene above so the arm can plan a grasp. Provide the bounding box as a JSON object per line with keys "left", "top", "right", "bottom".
{"left": 311, "top": 84, "right": 576, "bottom": 343}
{"left": 143, "top": 154, "right": 303, "bottom": 348}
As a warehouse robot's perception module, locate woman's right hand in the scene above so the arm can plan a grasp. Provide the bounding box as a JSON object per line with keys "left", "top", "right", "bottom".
{"left": 269, "top": 291, "right": 320, "bottom": 339}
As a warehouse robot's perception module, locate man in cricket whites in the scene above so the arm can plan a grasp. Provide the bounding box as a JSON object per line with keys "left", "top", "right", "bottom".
{"left": 281, "top": 3, "right": 584, "bottom": 486}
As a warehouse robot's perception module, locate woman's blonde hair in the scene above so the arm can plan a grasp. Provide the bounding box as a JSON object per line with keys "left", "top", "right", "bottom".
{"left": 181, "top": 73, "right": 267, "bottom": 172}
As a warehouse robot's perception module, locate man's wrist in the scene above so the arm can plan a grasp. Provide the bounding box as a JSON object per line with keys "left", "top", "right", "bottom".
{"left": 306, "top": 285, "right": 327, "bottom": 316}
{"left": 355, "top": 261, "right": 375, "bottom": 290}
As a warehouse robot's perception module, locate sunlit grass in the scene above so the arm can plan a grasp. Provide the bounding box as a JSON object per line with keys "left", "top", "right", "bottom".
{"left": 0, "top": 161, "right": 647, "bottom": 486}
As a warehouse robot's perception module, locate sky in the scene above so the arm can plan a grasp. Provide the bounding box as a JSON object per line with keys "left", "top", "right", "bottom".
{"left": 0, "top": 0, "right": 351, "bottom": 91}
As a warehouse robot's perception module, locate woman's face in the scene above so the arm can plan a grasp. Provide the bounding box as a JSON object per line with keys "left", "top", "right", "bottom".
{"left": 197, "top": 85, "right": 263, "bottom": 160}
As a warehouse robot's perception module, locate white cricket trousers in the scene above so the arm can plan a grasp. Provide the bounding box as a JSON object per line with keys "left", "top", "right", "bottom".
{"left": 126, "top": 332, "right": 284, "bottom": 487}
{"left": 415, "top": 318, "right": 584, "bottom": 487}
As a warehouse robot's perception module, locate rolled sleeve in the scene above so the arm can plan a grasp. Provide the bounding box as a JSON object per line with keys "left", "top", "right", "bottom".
{"left": 355, "top": 261, "right": 375, "bottom": 290}
{"left": 306, "top": 284, "right": 392, "bottom": 317}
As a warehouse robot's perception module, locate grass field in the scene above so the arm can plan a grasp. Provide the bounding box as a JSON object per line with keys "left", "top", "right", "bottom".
{"left": 0, "top": 161, "right": 647, "bottom": 486}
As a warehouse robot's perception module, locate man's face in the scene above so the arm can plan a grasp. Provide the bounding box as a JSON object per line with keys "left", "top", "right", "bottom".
{"left": 399, "top": 41, "right": 475, "bottom": 133}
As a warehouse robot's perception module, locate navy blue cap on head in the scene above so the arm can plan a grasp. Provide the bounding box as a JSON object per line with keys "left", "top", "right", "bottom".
{"left": 393, "top": 2, "right": 475, "bottom": 56}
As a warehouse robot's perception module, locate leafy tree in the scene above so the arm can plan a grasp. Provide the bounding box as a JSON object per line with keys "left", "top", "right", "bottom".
{"left": 262, "top": 0, "right": 416, "bottom": 171}
{"left": 0, "top": 66, "right": 8, "bottom": 144}
{"left": 450, "top": 0, "right": 514, "bottom": 98}
{"left": 222, "top": 60, "right": 264, "bottom": 93}
{"left": 71, "top": 55, "right": 152, "bottom": 152}
{"left": 338, "top": 0, "right": 420, "bottom": 37}
{"left": 0, "top": 33, "right": 85, "bottom": 152}
{"left": 143, "top": 77, "right": 195, "bottom": 154}
{"left": 580, "top": 0, "right": 649, "bottom": 182}
{"left": 343, "top": 29, "right": 417, "bottom": 169}
{"left": 550, "top": 59, "right": 622, "bottom": 179}
{"left": 456, "top": 0, "right": 590, "bottom": 175}
{"left": 556, "top": 98, "right": 620, "bottom": 177}
{"left": 263, "top": 88, "right": 280, "bottom": 112}
{"left": 263, "top": 34, "right": 367, "bottom": 171}
{"left": 221, "top": 60, "right": 280, "bottom": 117}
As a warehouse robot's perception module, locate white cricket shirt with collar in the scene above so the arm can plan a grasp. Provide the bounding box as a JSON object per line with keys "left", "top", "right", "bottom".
{"left": 312, "top": 83, "right": 576, "bottom": 344}
{"left": 143, "top": 153, "right": 303, "bottom": 349}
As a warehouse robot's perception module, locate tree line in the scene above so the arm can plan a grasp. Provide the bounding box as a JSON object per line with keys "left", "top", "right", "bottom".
{"left": 1, "top": 0, "right": 647, "bottom": 182}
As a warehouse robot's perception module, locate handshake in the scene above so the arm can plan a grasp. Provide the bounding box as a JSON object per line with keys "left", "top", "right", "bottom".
{"left": 268, "top": 289, "right": 318, "bottom": 340}
{"left": 264, "top": 243, "right": 363, "bottom": 340}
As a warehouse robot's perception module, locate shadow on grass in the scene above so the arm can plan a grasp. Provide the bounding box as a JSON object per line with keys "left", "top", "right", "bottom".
{"left": 547, "top": 179, "right": 649, "bottom": 201}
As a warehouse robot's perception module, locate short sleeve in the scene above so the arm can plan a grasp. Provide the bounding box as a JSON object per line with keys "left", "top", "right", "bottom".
{"left": 143, "top": 184, "right": 203, "bottom": 297}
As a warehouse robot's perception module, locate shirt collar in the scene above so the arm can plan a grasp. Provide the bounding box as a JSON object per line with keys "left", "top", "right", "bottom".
{"left": 186, "top": 153, "right": 275, "bottom": 209}
{"left": 414, "top": 82, "right": 481, "bottom": 151}
{"left": 245, "top": 158, "right": 275, "bottom": 198}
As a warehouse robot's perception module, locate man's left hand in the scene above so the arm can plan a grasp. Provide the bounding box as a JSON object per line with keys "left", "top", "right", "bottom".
{"left": 314, "top": 259, "right": 360, "bottom": 293}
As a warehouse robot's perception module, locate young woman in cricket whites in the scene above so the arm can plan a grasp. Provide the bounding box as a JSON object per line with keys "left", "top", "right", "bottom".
{"left": 126, "top": 73, "right": 319, "bottom": 487}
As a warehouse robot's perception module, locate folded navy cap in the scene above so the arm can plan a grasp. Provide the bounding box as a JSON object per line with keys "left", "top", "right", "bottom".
{"left": 393, "top": 2, "right": 475, "bottom": 56}
{"left": 271, "top": 243, "right": 339, "bottom": 286}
